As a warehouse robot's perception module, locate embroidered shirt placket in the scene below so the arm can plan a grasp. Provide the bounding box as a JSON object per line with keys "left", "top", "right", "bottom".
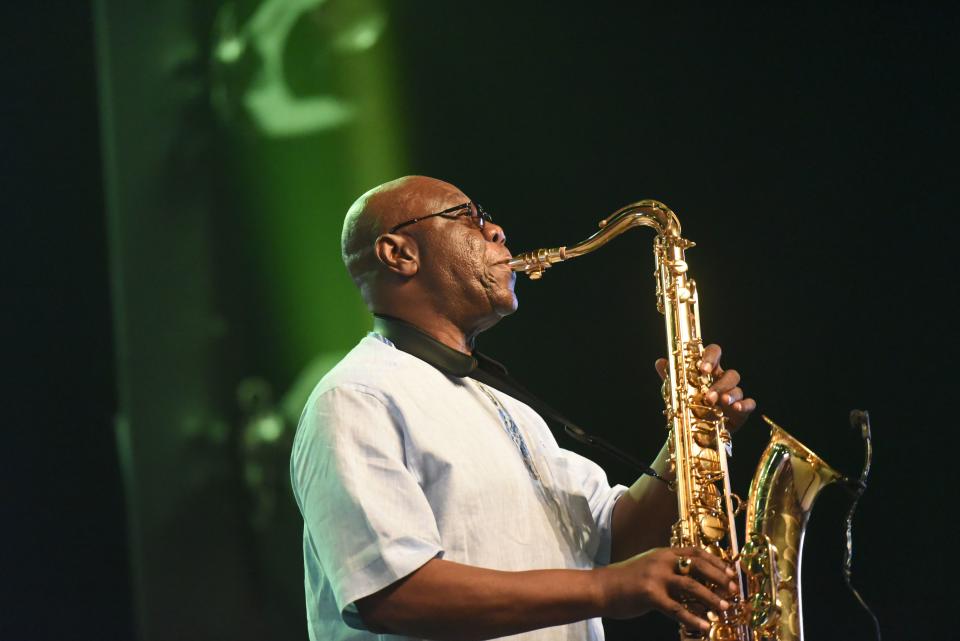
{"left": 475, "top": 381, "right": 542, "bottom": 483}
{"left": 373, "top": 331, "right": 542, "bottom": 482}
{"left": 474, "top": 381, "right": 582, "bottom": 551}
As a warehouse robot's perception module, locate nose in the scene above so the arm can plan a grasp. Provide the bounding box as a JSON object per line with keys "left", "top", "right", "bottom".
{"left": 484, "top": 220, "right": 507, "bottom": 245}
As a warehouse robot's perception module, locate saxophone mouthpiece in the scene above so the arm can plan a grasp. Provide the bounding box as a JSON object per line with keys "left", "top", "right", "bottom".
{"left": 508, "top": 246, "right": 567, "bottom": 279}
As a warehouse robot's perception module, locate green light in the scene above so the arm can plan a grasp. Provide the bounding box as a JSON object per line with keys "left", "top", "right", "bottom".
{"left": 256, "top": 416, "right": 285, "bottom": 443}
{"left": 331, "top": 13, "right": 387, "bottom": 53}
{"left": 211, "top": 0, "right": 406, "bottom": 371}
{"left": 216, "top": 37, "right": 243, "bottom": 63}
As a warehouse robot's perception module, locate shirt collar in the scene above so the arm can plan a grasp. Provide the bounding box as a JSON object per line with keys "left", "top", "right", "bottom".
{"left": 372, "top": 314, "right": 508, "bottom": 379}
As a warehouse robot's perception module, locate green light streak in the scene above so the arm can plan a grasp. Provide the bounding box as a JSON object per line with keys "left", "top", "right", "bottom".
{"left": 214, "top": 0, "right": 405, "bottom": 374}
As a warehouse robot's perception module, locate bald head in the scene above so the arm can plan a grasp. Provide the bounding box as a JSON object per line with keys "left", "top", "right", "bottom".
{"left": 340, "top": 175, "right": 516, "bottom": 346}
{"left": 341, "top": 175, "right": 466, "bottom": 297}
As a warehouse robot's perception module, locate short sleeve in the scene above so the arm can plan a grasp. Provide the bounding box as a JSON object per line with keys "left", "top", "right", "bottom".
{"left": 553, "top": 447, "right": 628, "bottom": 566}
{"left": 290, "top": 384, "right": 444, "bottom": 628}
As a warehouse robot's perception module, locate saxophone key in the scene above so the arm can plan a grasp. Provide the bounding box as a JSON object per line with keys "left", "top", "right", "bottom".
{"left": 698, "top": 511, "right": 727, "bottom": 542}
{"left": 692, "top": 421, "right": 718, "bottom": 447}
{"left": 691, "top": 443, "right": 721, "bottom": 474}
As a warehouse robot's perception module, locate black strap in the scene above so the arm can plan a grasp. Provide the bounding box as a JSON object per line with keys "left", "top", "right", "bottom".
{"left": 468, "top": 361, "right": 669, "bottom": 485}
{"left": 371, "top": 314, "right": 667, "bottom": 484}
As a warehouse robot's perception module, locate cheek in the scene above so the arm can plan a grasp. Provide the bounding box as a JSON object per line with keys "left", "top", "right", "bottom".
{"left": 429, "top": 237, "right": 485, "bottom": 292}
{"left": 461, "top": 236, "right": 490, "bottom": 281}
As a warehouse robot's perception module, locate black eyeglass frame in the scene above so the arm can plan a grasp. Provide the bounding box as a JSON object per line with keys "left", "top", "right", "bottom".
{"left": 387, "top": 201, "right": 492, "bottom": 234}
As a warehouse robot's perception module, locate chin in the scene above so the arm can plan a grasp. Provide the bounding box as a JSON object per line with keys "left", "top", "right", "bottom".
{"left": 495, "top": 293, "right": 519, "bottom": 317}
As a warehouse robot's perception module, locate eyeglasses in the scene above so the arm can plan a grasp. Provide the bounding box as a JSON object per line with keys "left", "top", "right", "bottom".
{"left": 387, "top": 201, "right": 493, "bottom": 234}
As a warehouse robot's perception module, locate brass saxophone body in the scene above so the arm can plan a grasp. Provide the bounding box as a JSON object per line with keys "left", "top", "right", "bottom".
{"left": 510, "top": 201, "right": 842, "bottom": 641}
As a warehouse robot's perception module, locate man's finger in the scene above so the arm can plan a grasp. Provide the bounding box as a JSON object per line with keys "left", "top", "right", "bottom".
{"left": 662, "top": 598, "right": 711, "bottom": 634}
{"left": 677, "top": 547, "right": 730, "bottom": 575}
{"left": 655, "top": 357, "right": 668, "bottom": 381}
{"left": 709, "top": 368, "right": 740, "bottom": 394}
{"left": 720, "top": 387, "right": 743, "bottom": 406}
{"left": 732, "top": 398, "right": 757, "bottom": 414}
{"left": 672, "top": 576, "right": 731, "bottom": 613}
{"left": 700, "top": 344, "right": 722, "bottom": 373}
{"left": 689, "top": 558, "right": 733, "bottom": 589}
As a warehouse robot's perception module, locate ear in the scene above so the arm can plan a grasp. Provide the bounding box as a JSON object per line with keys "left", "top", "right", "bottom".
{"left": 374, "top": 233, "right": 419, "bottom": 277}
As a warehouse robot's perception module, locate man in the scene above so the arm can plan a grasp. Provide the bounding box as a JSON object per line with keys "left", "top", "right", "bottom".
{"left": 290, "top": 176, "right": 756, "bottom": 640}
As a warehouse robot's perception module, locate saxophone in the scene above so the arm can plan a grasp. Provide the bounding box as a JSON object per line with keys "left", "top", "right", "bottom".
{"left": 509, "top": 200, "right": 843, "bottom": 641}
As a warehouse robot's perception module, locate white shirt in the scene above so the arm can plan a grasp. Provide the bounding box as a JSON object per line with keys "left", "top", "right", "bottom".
{"left": 290, "top": 334, "right": 627, "bottom": 641}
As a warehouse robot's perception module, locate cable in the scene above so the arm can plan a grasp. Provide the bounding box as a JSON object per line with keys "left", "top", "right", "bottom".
{"left": 844, "top": 409, "right": 881, "bottom": 641}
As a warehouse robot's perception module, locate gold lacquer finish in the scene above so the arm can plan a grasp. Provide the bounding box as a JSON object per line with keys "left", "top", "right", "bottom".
{"left": 511, "top": 201, "right": 840, "bottom": 641}
{"left": 744, "top": 416, "right": 843, "bottom": 641}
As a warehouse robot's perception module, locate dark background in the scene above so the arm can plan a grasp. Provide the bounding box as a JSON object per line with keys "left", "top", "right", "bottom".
{"left": 4, "top": 2, "right": 957, "bottom": 640}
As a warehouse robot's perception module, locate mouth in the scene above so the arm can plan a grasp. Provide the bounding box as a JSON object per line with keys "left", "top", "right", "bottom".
{"left": 493, "top": 259, "right": 515, "bottom": 277}
{"left": 488, "top": 257, "right": 516, "bottom": 285}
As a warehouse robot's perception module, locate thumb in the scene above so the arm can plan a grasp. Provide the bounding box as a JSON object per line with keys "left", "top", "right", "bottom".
{"left": 655, "top": 357, "right": 668, "bottom": 381}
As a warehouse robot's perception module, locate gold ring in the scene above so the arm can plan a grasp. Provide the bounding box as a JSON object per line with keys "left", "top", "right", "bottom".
{"left": 677, "top": 556, "right": 693, "bottom": 575}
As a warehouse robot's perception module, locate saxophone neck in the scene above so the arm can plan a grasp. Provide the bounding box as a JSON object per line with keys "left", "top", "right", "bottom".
{"left": 508, "top": 199, "right": 687, "bottom": 279}
{"left": 596, "top": 199, "right": 682, "bottom": 241}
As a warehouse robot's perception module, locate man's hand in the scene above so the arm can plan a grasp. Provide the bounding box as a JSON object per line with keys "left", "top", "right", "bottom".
{"left": 655, "top": 343, "right": 756, "bottom": 432}
{"left": 598, "top": 546, "right": 739, "bottom": 633}
{"left": 354, "top": 551, "right": 735, "bottom": 641}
